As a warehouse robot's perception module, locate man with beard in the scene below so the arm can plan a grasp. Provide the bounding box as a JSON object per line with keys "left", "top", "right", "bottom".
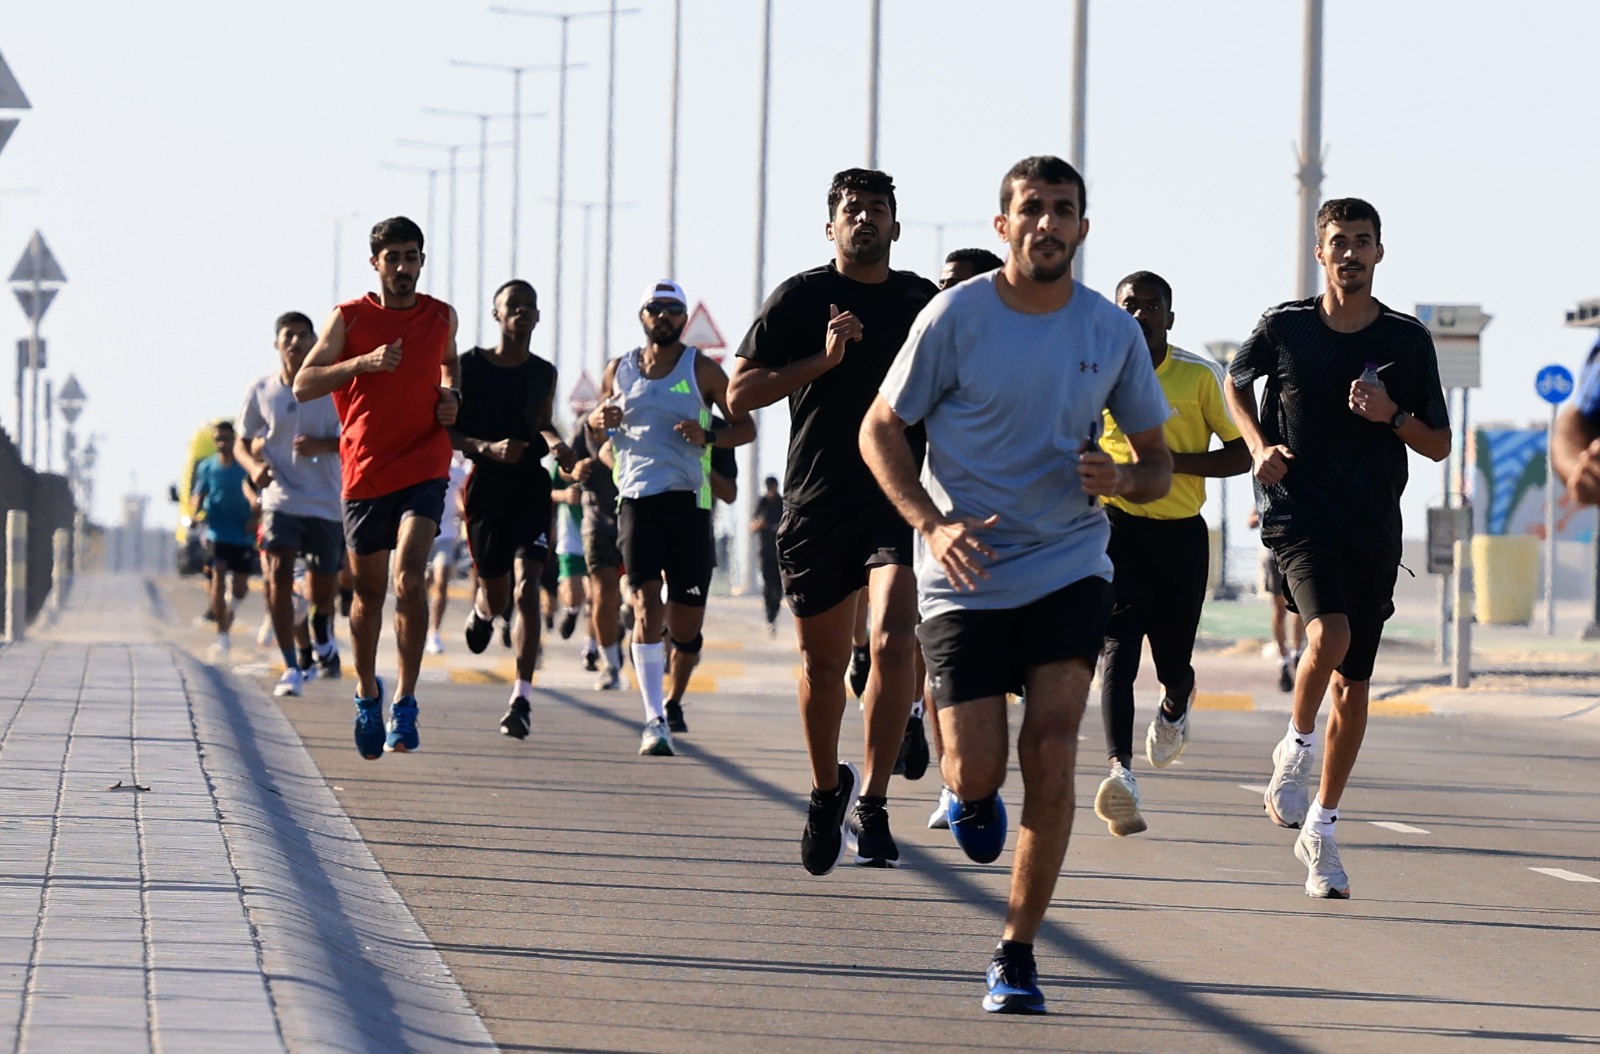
{"left": 235, "top": 311, "right": 346, "bottom": 697}
{"left": 1225, "top": 198, "right": 1449, "bottom": 899}
{"left": 451, "top": 279, "right": 584, "bottom": 741}
{"left": 1091, "top": 271, "right": 1249, "bottom": 838}
{"left": 294, "top": 216, "right": 460, "bottom": 760}
{"left": 861, "top": 155, "right": 1172, "bottom": 1013}
{"left": 587, "top": 279, "right": 754, "bottom": 757}
{"left": 728, "top": 168, "right": 938, "bottom": 873}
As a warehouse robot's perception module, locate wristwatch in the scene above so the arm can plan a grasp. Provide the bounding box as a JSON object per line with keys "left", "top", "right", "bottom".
{"left": 703, "top": 428, "right": 720, "bottom": 447}
{"left": 1389, "top": 409, "right": 1407, "bottom": 430}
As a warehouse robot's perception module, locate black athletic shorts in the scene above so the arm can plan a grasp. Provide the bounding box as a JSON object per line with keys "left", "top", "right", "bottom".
{"left": 207, "top": 540, "right": 255, "bottom": 576}
{"left": 618, "top": 491, "right": 714, "bottom": 608}
{"left": 776, "top": 502, "right": 911, "bottom": 618}
{"left": 918, "top": 575, "right": 1114, "bottom": 705}
{"left": 343, "top": 478, "right": 447, "bottom": 557}
{"left": 1271, "top": 535, "right": 1398, "bottom": 682}
{"left": 261, "top": 511, "right": 344, "bottom": 574}
{"left": 465, "top": 468, "right": 552, "bottom": 580}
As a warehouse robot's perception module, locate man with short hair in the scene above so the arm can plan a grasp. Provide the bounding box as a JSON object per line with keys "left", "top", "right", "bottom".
{"left": 589, "top": 279, "right": 754, "bottom": 756}
{"left": 728, "top": 168, "right": 938, "bottom": 873}
{"left": 235, "top": 311, "right": 346, "bottom": 697}
{"left": 939, "top": 248, "right": 1005, "bottom": 291}
{"left": 861, "top": 155, "right": 1172, "bottom": 1014}
{"left": 1092, "top": 271, "right": 1249, "bottom": 838}
{"left": 294, "top": 216, "right": 460, "bottom": 760}
{"left": 451, "top": 279, "right": 583, "bottom": 740}
{"left": 1225, "top": 197, "right": 1450, "bottom": 899}
{"left": 567, "top": 418, "right": 625, "bottom": 688}
{"left": 192, "top": 419, "right": 256, "bottom": 661}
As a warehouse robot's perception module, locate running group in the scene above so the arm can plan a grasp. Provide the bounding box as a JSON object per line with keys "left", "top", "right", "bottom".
{"left": 192, "top": 155, "right": 1449, "bottom": 1016}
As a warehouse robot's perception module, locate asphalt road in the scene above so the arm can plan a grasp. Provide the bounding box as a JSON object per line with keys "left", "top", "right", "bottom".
{"left": 244, "top": 609, "right": 1600, "bottom": 1054}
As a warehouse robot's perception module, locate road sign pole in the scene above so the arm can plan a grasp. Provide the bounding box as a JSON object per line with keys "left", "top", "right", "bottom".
{"left": 1547, "top": 401, "right": 1558, "bottom": 635}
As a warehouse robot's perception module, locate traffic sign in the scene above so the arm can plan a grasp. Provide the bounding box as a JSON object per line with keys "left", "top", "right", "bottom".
{"left": 681, "top": 301, "right": 727, "bottom": 350}
{"left": 567, "top": 371, "right": 599, "bottom": 418}
{"left": 15, "top": 338, "right": 44, "bottom": 372}
{"left": 12, "top": 286, "right": 56, "bottom": 323}
{"left": 0, "top": 119, "right": 16, "bottom": 159}
{"left": 1416, "top": 302, "right": 1489, "bottom": 390}
{"left": 1536, "top": 364, "right": 1574, "bottom": 405}
{"left": 9, "top": 232, "right": 65, "bottom": 284}
{"left": 0, "top": 52, "right": 29, "bottom": 110}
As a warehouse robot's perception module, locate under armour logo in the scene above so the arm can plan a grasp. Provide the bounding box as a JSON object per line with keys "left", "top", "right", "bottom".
{"left": 1079, "top": 362, "right": 1099, "bottom": 373}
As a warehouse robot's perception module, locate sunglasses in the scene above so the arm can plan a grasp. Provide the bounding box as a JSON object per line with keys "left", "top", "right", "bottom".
{"left": 644, "top": 301, "right": 686, "bottom": 316}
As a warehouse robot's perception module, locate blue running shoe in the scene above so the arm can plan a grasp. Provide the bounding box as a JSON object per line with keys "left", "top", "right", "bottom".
{"left": 354, "top": 677, "right": 386, "bottom": 760}
{"left": 983, "top": 952, "right": 1046, "bottom": 1015}
{"left": 949, "top": 791, "right": 1007, "bottom": 864}
{"left": 385, "top": 697, "right": 420, "bottom": 753}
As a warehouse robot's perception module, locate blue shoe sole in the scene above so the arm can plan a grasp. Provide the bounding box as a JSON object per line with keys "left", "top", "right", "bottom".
{"left": 982, "top": 994, "right": 1047, "bottom": 1015}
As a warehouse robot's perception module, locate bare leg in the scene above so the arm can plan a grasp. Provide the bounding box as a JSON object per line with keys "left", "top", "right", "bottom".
{"left": 860, "top": 564, "right": 917, "bottom": 798}
{"left": 209, "top": 561, "right": 233, "bottom": 635}
{"left": 1319, "top": 674, "right": 1369, "bottom": 808}
{"left": 589, "top": 566, "right": 621, "bottom": 648}
{"left": 348, "top": 550, "right": 390, "bottom": 699}
{"left": 512, "top": 557, "right": 543, "bottom": 682}
{"left": 1291, "top": 614, "right": 1350, "bottom": 735}
{"left": 264, "top": 549, "right": 297, "bottom": 654}
{"left": 664, "top": 600, "right": 708, "bottom": 702}
{"left": 391, "top": 517, "right": 436, "bottom": 699}
{"left": 794, "top": 598, "right": 856, "bottom": 792}
{"left": 428, "top": 554, "right": 449, "bottom": 633}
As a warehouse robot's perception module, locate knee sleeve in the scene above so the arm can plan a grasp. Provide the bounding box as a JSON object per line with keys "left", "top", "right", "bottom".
{"left": 670, "top": 633, "right": 704, "bottom": 655}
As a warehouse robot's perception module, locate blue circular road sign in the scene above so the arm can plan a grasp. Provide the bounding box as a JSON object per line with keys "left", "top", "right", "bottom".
{"left": 1536, "top": 364, "right": 1574, "bottom": 405}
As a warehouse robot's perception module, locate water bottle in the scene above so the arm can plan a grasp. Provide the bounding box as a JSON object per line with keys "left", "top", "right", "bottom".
{"left": 1359, "top": 362, "right": 1382, "bottom": 387}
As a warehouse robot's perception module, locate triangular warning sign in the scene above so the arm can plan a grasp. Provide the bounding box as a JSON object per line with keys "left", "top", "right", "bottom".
{"left": 567, "top": 371, "right": 599, "bottom": 417}
{"left": 13, "top": 286, "right": 56, "bottom": 322}
{"left": 681, "top": 301, "right": 726, "bottom": 350}
{"left": 0, "top": 52, "right": 30, "bottom": 110}
{"left": 0, "top": 119, "right": 17, "bottom": 159}
{"left": 9, "top": 232, "right": 66, "bottom": 284}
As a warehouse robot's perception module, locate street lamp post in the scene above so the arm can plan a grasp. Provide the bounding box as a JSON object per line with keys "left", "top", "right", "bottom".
{"left": 399, "top": 139, "right": 494, "bottom": 307}
{"left": 745, "top": 0, "right": 774, "bottom": 595}
{"left": 867, "top": 0, "right": 881, "bottom": 168}
{"left": 1296, "top": 0, "right": 1326, "bottom": 299}
{"left": 1069, "top": 0, "right": 1088, "bottom": 282}
{"left": 1207, "top": 341, "right": 1242, "bottom": 600}
{"left": 452, "top": 59, "right": 558, "bottom": 277}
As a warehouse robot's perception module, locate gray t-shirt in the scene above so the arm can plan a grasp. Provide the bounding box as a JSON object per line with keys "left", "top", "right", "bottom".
{"left": 880, "top": 273, "right": 1171, "bottom": 617}
{"left": 237, "top": 372, "right": 343, "bottom": 522}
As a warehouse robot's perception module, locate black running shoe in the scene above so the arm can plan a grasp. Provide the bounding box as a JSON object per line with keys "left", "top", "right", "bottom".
{"left": 502, "top": 616, "right": 513, "bottom": 649}
{"left": 665, "top": 698, "right": 688, "bottom": 734}
{"left": 500, "top": 696, "right": 531, "bottom": 739}
{"left": 847, "top": 645, "right": 871, "bottom": 699}
{"left": 318, "top": 650, "right": 342, "bottom": 681}
{"left": 847, "top": 799, "right": 900, "bottom": 868}
{"left": 583, "top": 647, "right": 600, "bottom": 672}
{"left": 297, "top": 645, "right": 314, "bottom": 673}
{"left": 558, "top": 608, "right": 579, "bottom": 640}
{"left": 800, "top": 762, "right": 858, "bottom": 876}
{"left": 899, "top": 712, "right": 930, "bottom": 781}
{"left": 464, "top": 611, "right": 494, "bottom": 655}
{"left": 1278, "top": 660, "right": 1294, "bottom": 693}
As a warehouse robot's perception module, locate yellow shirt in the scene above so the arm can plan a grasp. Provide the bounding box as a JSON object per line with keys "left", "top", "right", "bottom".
{"left": 1101, "top": 345, "right": 1241, "bottom": 520}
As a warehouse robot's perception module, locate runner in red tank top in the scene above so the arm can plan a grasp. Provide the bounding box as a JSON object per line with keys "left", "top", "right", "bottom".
{"left": 295, "top": 216, "right": 461, "bottom": 761}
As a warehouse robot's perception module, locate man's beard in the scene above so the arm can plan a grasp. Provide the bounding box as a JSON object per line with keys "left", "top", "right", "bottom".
{"left": 840, "top": 236, "right": 891, "bottom": 266}
{"left": 1015, "top": 247, "right": 1074, "bottom": 284}
{"left": 384, "top": 275, "right": 417, "bottom": 297}
{"left": 645, "top": 319, "right": 685, "bottom": 345}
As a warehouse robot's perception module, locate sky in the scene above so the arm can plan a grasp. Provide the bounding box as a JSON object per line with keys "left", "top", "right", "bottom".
{"left": 3, "top": 0, "right": 1599, "bottom": 565}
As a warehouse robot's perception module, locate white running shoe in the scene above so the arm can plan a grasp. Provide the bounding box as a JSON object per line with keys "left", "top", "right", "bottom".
{"left": 1294, "top": 825, "right": 1350, "bottom": 898}
{"left": 273, "top": 666, "right": 304, "bottom": 698}
{"left": 928, "top": 785, "right": 954, "bottom": 830}
{"left": 1093, "top": 762, "right": 1147, "bottom": 836}
{"left": 639, "top": 717, "right": 674, "bottom": 756}
{"left": 424, "top": 630, "right": 445, "bottom": 656}
{"left": 1266, "top": 739, "right": 1315, "bottom": 829}
{"left": 1145, "top": 708, "right": 1190, "bottom": 768}
{"left": 207, "top": 636, "right": 231, "bottom": 663}
{"left": 256, "top": 616, "right": 275, "bottom": 648}
{"left": 595, "top": 665, "right": 622, "bottom": 691}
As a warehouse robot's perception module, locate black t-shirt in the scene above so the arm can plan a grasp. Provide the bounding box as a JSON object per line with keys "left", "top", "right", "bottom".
{"left": 1230, "top": 297, "right": 1449, "bottom": 559}
{"left": 455, "top": 348, "right": 556, "bottom": 484}
{"left": 736, "top": 262, "right": 938, "bottom": 520}
{"left": 568, "top": 423, "right": 619, "bottom": 537}
{"left": 755, "top": 492, "right": 783, "bottom": 538}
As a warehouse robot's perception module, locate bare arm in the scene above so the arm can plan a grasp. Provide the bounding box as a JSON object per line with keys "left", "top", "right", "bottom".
{"left": 1081, "top": 425, "right": 1172, "bottom": 504}
{"left": 678, "top": 356, "right": 756, "bottom": 448}
{"left": 294, "top": 310, "right": 392, "bottom": 402}
{"left": 1553, "top": 405, "right": 1600, "bottom": 506}
{"left": 433, "top": 310, "right": 461, "bottom": 427}
{"left": 710, "top": 470, "right": 737, "bottom": 505}
{"left": 233, "top": 435, "right": 271, "bottom": 489}
{"left": 585, "top": 359, "right": 622, "bottom": 442}
{"left": 860, "top": 395, "right": 998, "bottom": 592}
{"left": 1171, "top": 436, "right": 1251, "bottom": 479}
{"left": 725, "top": 305, "right": 862, "bottom": 415}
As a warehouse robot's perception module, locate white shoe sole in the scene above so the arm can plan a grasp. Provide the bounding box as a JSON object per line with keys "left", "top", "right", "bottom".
{"left": 1265, "top": 741, "right": 1311, "bottom": 829}
{"left": 1094, "top": 777, "right": 1147, "bottom": 836}
{"left": 1145, "top": 722, "right": 1188, "bottom": 768}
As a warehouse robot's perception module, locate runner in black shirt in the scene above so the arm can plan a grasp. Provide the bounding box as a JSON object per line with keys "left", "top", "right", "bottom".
{"left": 451, "top": 280, "right": 586, "bottom": 741}
{"left": 1225, "top": 198, "right": 1450, "bottom": 899}
{"left": 750, "top": 476, "right": 784, "bottom": 635}
{"left": 728, "top": 168, "right": 938, "bottom": 873}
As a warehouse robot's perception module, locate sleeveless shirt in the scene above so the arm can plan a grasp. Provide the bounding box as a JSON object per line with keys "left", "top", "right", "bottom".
{"left": 610, "top": 345, "right": 712, "bottom": 507}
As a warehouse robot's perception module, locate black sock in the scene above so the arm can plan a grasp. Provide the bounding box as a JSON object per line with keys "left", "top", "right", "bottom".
{"left": 280, "top": 645, "right": 299, "bottom": 671}
{"left": 852, "top": 645, "right": 869, "bottom": 659}
{"left": 311, "top": 612, "right": 331, "bottom": 646}
{"left": 297, "top": 645, "right": 314, "bottom": 670}
{"left": 338, "top": 587, "right": 353, "bottom": 616}
{"left": 997, "top": 940, "right": 1034, "bottom": 963}
{"left": 857, "top": 794, "right": 887, "bottom": 811}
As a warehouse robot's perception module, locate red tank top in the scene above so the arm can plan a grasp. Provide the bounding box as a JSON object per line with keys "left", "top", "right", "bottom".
{"left": 333, "top": 292, "right": 455, "bottom": 499}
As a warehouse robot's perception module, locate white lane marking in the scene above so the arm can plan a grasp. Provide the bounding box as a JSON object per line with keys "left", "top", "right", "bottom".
{"left": 1369, "top": 821, "right": 1430, "bottom": 835}
{"left": 1529, "top": 867, "right": 1600, "bottom": 883}
{"left": 1239, "top": 784, "right": 1269, "bottom": 795}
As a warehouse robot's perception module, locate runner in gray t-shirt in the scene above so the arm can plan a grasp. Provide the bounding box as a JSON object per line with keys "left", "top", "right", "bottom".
{"left": 862, "top": 156, "right": 1172, "bottom": 1017}
{"left": 235, "top": 311, "right": 345, "bottom": 697}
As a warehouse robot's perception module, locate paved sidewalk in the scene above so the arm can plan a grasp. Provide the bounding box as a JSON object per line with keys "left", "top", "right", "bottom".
{"left": 0, "top": 574, "right": 497, "bottom": 1053}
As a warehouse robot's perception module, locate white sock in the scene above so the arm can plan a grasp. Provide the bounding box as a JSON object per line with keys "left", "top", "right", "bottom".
{"left": 585, "top": 635, "right": 598, "bottom": 652}
{"left": 1285, "top": 718, "right": 1316, "bottom": 752}
{"left": 512, "top": 678, "right": 534, "bottom": 702}
{"left": 910, "top": 698, "right": 924, "bottom": 719}
{"left": 604, "top": 642, "right": 623, "bottom": 671}
{"left": 1307, "top": 799, "right": 1338, "bottom": 835}
{"left": 216, "top": 631, "right": 229, "bottom": 648}
{"left": 632, "top": 641, "right": 666, "bottom": 722}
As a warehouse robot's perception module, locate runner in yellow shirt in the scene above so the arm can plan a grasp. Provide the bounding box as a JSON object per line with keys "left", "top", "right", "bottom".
{"left": 1093, "top": 271, "right": 1251, "bottom": 836}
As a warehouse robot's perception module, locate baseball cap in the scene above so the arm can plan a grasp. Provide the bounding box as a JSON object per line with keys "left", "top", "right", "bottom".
{"left": 639, "top": 279, "right": 687, "bottom": 309}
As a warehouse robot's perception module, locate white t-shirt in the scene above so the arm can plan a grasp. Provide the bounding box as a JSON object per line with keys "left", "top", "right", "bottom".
{"left": 237, "top": 372, "right": 343, "bottom": 522}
